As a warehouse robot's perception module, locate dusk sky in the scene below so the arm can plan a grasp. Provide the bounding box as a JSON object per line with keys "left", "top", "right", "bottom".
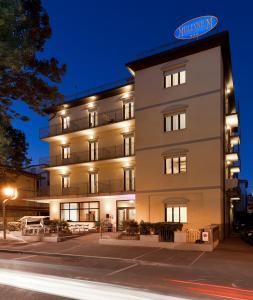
{"left": 13, "top": 0, "right": 253, "bottom": 190}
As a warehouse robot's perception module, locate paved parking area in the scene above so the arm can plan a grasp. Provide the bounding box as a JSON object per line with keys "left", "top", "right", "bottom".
{"left": 0, "top": 234, "right": 252, "bottom": 299}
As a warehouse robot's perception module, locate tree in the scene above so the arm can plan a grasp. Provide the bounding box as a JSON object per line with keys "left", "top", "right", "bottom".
{"left": 0, "top": 124, "right": 31, "bottom": 169}
{"left": 0, "top": 0, "right": 67, "bottom": 123}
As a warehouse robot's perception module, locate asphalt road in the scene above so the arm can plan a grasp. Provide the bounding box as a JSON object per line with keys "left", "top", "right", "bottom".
{"left": 0, "top": 234, "right": 252, "bottom": 299}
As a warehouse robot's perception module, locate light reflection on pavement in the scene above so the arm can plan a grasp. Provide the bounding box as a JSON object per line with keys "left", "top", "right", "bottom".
{"left": 0, "top": 268, "right": 185, "bottom": 300}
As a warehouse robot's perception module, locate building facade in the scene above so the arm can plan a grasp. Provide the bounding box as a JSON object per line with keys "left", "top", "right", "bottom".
{"left": 37, "top": 32, "right": 240, "bottom": 237}
{"left": 0, "top": 165, "right": 49, "bottom": 221}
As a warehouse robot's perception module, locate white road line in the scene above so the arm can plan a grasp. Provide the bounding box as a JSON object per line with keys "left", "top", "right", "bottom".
{"left": 188, "top": 251, "right": 205, "bottom": 267}
{"left": 12, "top": 255, "right": 37, "bottom": 260}
{"left": 133, "top": 248, "right": 162, "bottom": 260}
{"left": 106, "top": 264, "right": 138, "bottom": 276}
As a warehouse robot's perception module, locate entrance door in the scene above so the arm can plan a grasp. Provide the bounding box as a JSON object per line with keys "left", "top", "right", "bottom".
{"left": 116, "top": 200, "right": 136, "bottom": 231}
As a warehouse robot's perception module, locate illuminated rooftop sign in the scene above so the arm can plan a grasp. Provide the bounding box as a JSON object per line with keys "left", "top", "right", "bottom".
{"left": 174, "top": 16, "right": 218, "bottom": 40}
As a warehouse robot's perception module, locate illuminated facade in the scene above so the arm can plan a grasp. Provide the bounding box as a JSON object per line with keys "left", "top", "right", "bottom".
{"left": 38, "top": 31, "right": 240, "bottom": 236}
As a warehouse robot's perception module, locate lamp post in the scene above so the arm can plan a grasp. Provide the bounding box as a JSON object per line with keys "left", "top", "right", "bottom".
{"left": 2, "top": 187, "right": 18, "bottom": 239}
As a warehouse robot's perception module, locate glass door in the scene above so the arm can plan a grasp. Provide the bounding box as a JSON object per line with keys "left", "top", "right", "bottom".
{"left": 116, "top": 200, "right": 136, "bottom": 231}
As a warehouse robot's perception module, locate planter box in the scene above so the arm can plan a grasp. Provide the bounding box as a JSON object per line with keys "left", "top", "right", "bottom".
{"left": 42, "top": 236, "right": 60, "bottom": 242}
{"left": 22, "top": 235, "right": 41, "bottom": 243}
{"left": 140, "top": 235, "right": 159, "bottom": 243}
{"left": 174, "top": 231, "right": 187, "bottom": 243}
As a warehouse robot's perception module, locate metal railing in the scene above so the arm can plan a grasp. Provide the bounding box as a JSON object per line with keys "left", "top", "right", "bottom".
{"left": 40, "top": 144, "right": 134, "bottom": 168}
{"left": 32, "top": 179, "right": 135, "bottom": 198}
{"left": 40, "top": 108, "right": 134, "bottom": 139}
{"left": 64, "top": 77, "right": 134, "bottom": 102}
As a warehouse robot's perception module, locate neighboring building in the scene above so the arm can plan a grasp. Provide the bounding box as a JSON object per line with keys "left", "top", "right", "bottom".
{"left": 24, "top": 164, "right": 50, "bottom": 192}
{"left": 35, "top": 31, "right": 240, "bottom": 238}
{"left": 234, "top": 180, "right": 248, "bottom": 213}
{"left": 0, "top": 165, "right": 49, "bottom": 221}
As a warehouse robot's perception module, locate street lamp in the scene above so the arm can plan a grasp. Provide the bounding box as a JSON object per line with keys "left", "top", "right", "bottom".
{"left": 2, "top": 186, "right": 18, "bottom": 239}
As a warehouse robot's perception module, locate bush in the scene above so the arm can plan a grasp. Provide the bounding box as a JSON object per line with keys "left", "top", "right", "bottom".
{"left": 139, "top": 221, "right": 183, "bottom": 235}
{"left": 0, "top": 222, "right": 21, "bottom": 231}
{"left": 44, "top": 219, "right": 70, "bottom": 234}
{"left": 139, "top": 221, "right": 152, "bottom": 235}
{"left": 7, "top": 222, "right": 21, "bottom": 231}
{"left": 122, "top": 219, "right": 139, "bottom": 235}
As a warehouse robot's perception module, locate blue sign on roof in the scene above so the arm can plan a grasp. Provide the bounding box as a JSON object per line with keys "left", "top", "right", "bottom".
{"left": 174, "top": 16, "right": 218, "bottom": 40}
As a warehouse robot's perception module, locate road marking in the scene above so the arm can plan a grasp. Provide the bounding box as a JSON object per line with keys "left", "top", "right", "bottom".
{"left": 187, "top": 251, "right": 205, "bottom": 267}
{"left": 133, "top": 248, "right": 162, "bottom": 260}
{"left": 12, "top": 255, "right": 37, "bottom": 260}
{"left": 106, "top": 263, "right": 138, "bottom": 276}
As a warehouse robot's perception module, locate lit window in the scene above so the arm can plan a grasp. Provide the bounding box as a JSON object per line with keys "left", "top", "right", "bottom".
{"left": 62, "top": 116, "right": 70, "bottom": 130}
{"left": 62, "top": 146, "right": 70, "bottom": 159}
{"left": 123, "top": 102, "right": 134, "bottom": 120}
{"left": 62, "top": 176, "right": 70, "bottom": 189}
{"left": 89, "top": 141, "right": 98, "bottom": 161}
{"left": 165, "top": 156, "right": 187, "bottom": 174}
{"left": 80, "top": 202, "right": 99, "bottom": 222}
{"left": 180, "top": 70, "right": 186, "bottom": 84}
{"left": 89, "top": 111, "right": 98, "bottom": 128}
{"left": 164, "top": 70, "right": 186, "bottom": 88}
{"left": 124, "top": 168, "right": 135, "bottom": 191}
{"left": 172, "top": 73, "right": 179, "bottom": 86}
{"left": 164, "top": 112, "right": 186, "bottom": 132}
{"left": 60, "top": 202, "right": 100, "bottom": 222}
{"left": 166, "top": 206, "right": 187, "bottom": 223}
{"left": 124, "top": 136, "right": 135, "bottom": 156}
{"left": 89, "top": 172, "right": 98, "bottom": 194}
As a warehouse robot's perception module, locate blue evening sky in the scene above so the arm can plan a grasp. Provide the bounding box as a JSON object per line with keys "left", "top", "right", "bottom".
{"left": 13, "top": 0, "right": 253, "bottom": 190}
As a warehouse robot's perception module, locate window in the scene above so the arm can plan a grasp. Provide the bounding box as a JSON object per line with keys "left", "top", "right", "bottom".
{"left": 164, "top": 113, "right": 186, "bottom": 132}
{"left": 62, "top": 116, "right": 70, "bottom": 130}
{"left": 165, "top": 156, "right": 187, "bottom": 174}
{"left": 164, "top": 70, "right": 186, "bottom": 88}
{"left": 62, "top": 146, "right": 70, "bottom": 159}
{"left": 124, "top": 168, "right": 135, "bottom": 191}
{"left": 62, "top": 176, "right": 70, "bottom": 188}
{"left": 124, "top": 136, "right": 134, "bottom": 156}
{"left": 89, "top": 172, "right": 98, "bottom": 194}
{"left": 60, "top": 202, "right": 100, "bottom": 222}
{"left": 80, "top": 202, "right": 99, "bottom": 222}
{"left": 89, "top": 111, "right": 98, "bottom": 128}
{"left": 89, "top": 141, "right": 98, "bottom": 161}
{"left": 123, "top": 102, "right": 134, "bottom": 120}
{"left": 166, "top": 206, "right": 187, "bottom": 223}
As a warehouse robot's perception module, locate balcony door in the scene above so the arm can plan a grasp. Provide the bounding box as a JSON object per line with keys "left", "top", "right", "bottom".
{"left": 116, "top": 200, "right": 136, "bottom": 231}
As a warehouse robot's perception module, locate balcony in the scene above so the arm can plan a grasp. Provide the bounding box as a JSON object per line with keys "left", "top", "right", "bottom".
{"left": 226, "top": 113, "right": 238, "bottom": 129}
{"left": 33, "top": 179, "right": 135, "bottom": 199}
{"left": 40, "top": 144, "right": 135, "bottom": 168}
{"left": 40, "top": 109, "right": 134, "bottom": 139}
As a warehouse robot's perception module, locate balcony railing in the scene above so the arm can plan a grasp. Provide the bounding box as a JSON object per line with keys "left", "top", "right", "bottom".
{"left": 40, "top": 144, "right": 135, "bottom": 168}
{"left": 40, "top": 108, "right": 134, "bottom": 139}
{"left": 33, "top": 179, "right": 135, "bottom": 198}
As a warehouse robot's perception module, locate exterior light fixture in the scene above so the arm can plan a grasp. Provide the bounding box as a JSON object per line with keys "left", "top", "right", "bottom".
{"left": 2, "top": 186, "right": 18, "bottom": 239}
